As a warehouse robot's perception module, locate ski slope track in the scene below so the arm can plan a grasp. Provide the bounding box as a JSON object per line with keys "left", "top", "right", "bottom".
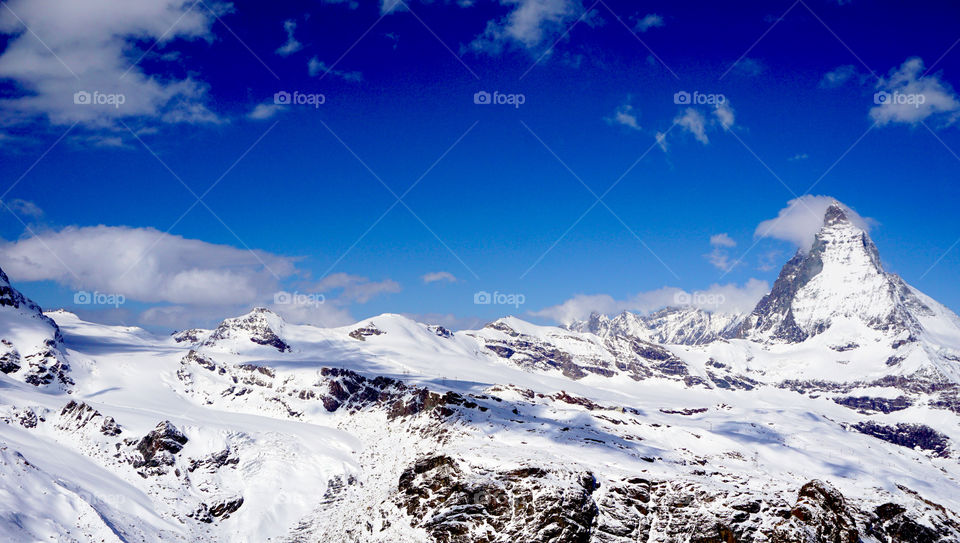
{"left": 1, "top": 204, "right": 960, "bottom": 542}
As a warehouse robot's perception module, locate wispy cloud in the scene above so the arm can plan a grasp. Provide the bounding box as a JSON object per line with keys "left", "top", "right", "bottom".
{"left": 706, "top": 233, "right": 737, "bottom": 271}
{"left": 634, "top": 13, "right": 663, "bottom": 32}
{"left": 422, "top": 271, "right": 458, "bottom": 284}
{"left": 606, "top": 102, "right": 641, "bottom": 131}
{"left": 819, "top": 64, "right": 859, "bottom": 88}
{"left": 308, "top": 57, "right": 363, "bottom": 82}
{"left": 276, "top": 19, "right": 303, "bottom": 57}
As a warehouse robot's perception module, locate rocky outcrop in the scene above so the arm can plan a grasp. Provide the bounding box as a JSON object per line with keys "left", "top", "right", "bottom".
{"left": 770, "top": 480, "right": 859, "bottom": 543}
{"left": 349, "top": 325, "right": 384, "bottom": 341}
{"left": 852, "top": 422, "right": 950, "bottom": 457}
{"left": 202, "top": 308, "right": 290, "bottom": 352}
{"left": 833, "top": 395, "right": 912, "bottom": 414}
{"left": 133, "top": 421, "right": 188, "bottom": 472}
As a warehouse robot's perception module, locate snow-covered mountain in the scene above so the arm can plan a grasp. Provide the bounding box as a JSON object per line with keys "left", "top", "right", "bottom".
{"left": 730, "top": 203, "right": 942, "bottom": 345}
{"left": 0, "top": 266, "right": 71, "bottom": 389}
{"left": 571, "top": 306, "right": 742, "bottom": 346}
{"left": 2, "top": 203, "right": 960, "bottom": 542}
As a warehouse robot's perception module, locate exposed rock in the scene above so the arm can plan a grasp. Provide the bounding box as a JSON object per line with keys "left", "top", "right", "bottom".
{"left": 0, "top": 347, "right": 20, "bottom": 374}
{"left": 770, "top": 480, "right": 858, "bottom": 543}
{"left": 833, "top": 395, "right": 912, "bottom": 414}
{"left": 852, "top": 421, "right": 950, "bottom": 457}
{"left": 134, "top": 421, "right": 188, "bottom": 470}
{"left": 172, "top": 328, "right": 207, "bottom": 344}
{"left": 349, "top": 325, "right": 384, "bottom": 341}
{"left": 190, "top": 497, "right": 244, "bottom": 523}
{"left": 203, "top": 308, "right": 290, "bottom": 352}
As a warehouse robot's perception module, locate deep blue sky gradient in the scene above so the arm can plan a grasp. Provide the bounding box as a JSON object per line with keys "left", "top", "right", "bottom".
{"left": 1, "top": 0, "right": 959, "bottom": 327}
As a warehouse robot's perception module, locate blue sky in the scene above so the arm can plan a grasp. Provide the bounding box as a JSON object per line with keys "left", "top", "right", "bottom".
{"left": 1, "top": 0, "right": 959, "bottom": 330}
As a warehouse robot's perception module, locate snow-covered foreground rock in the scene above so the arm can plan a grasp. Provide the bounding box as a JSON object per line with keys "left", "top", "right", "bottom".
{"left": 2, "top": 203, "right": 960, "bottom": 542}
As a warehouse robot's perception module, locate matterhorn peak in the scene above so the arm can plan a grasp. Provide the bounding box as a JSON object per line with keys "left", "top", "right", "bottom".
{"left": 822, "top": 201, "right": 850, "bottom": 226}
{"left": 729, "top": 203, "right": 933, "bottom": 344}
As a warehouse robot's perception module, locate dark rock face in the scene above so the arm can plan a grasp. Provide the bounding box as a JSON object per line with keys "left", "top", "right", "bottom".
{"left": 172, "top": 329, "right": 206, "bottom": 344}
{"left": 319, "top": 367, "right": 483, "bottom": 421}
{"left": 203, "top": 308, "right": 290, "bottom": 352}
{"left": 134, "top": 421, "right": 188, "bottom": 469}
{"left": 707, "top": 370, "right": 758, "bottom": 391}
{"left": 397, "top": 455, "right": 598, "bottom": 543}
{"left": 22, "top": 347, "right": 72, "bottom": 388}
{"left": 349, "top": 325, "right": 384, "bottom": 341}
{"left": 190, "top": 497, "right": 244, "bottom": 523}
{"left": 852, "top": 421, "right": 950, "bottom": 457}
{"left": 394, "top": 464, "right": 947, "bottom": 543}
{"left": 429, "top": 325, "right": 453, "bottom": 338}
{"left": 728, "top": 250, "right": 814, "bottom": 343}
{"left": 57, "top": 401, "right": 122, "bottom": 436}
{"left": 931, "top": 390, "right": 960, "bottom": 414}
{"left": 770, "top": 480, "right": 859, "bottom": 543}
{"left": 867, "top": 502, "right": 944, "bottom": 542}
{"left": 833, "top": 395, "right": 912, "bottom": 414}
{"left": 188, "top": 448, "right": 240, "bottom": 474}
{"left": 0, "top": 348, "right": 20, "bottom": 374}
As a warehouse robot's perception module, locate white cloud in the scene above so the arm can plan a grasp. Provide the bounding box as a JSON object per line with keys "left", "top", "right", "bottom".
{"left": 713, "top": 101, "right": 735, "bottom": 130}
{"left": 675, "top": 108, "right": 708, "bottom": 144}
{"left": 0, "top": 225, "right": 297, "bottom": 306}
{"left": 422, "top": 271, "right": 458, "bottom": 284}
{"left": 322, "top": 0, "right": 359, "bottom": 8}
{"left": 469, "top": 0, "right": 584, "bottom": 54}
{"left": 706, "top": 251, "right": 733, "bottom": 272}
{"left": 267, "top": 301, "right": 355, "bottom": 328}
{"left": 634, "top": 14, "right": 663, "bottom": 32}
{"left": 606, "top": 103, "right": 641, "bottom": 131}
{"left": 732, "top": 57, "right": 764, "bottom": 77}
{"left": 247, "top": 102, "right": 284, "bottom": 120}
{"left": 530, "top": 279, "right": 770, "bottom": 324}
{"left": 870, "top": 57, "right": 960, "bottom": 126}
{"left": 706, "top": 233, "right": 736, "bottom": 271}
{"left": 819, "top": 65, "right": 858, "bottom": 88}
{"left": 654, "top": 131, "right": 668, "bottom": 152}
{"left": 2, "top": 199, "right": 43, "bottom": 218}
{"left": 659, "top": 101, "right": 737, "bottom": 151}
{"left": 788, "top": 153, "right": 808, "bottom": 161}
{"left": 381, "top": 0, "right": 409, "bottom": 14}
{"left": 275, "top": 19, "right": 303, "bottom": 57}
{"left": 0, "top": 0, "right": 220, "bottom": 127}
{"left": 755, "top": 195, "right": 873, "bottom": 251}
{"left": 308, "top": 57, "right": 363, "bottom": 81}
{"left": 311, "top": 273, "right": 400, "bottom": 303}
{"left": 710, "top": 233, "right": 736, "bottom": 248}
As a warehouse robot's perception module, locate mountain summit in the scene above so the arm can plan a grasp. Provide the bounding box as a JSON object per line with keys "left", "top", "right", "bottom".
{"left": 730, "top": 203, "right": 937, "bottom": 344}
